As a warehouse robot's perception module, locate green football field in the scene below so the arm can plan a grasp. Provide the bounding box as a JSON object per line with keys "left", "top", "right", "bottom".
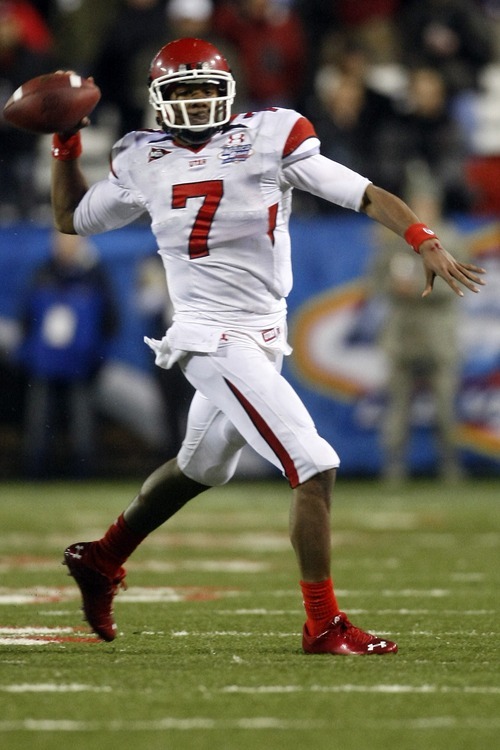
{"left": 0, "top": 477, "right": 498, "bottom": 750}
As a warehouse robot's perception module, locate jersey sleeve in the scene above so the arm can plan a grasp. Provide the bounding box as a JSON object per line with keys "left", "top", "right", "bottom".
{"left": 282, "top": 152, "right": 371, "bottom": 212}
{"left": 73, "top": 180, "right": 147, "bottom": 235}
{"left": 281, "top": 115, "right": 321, "bottom": 167}
{"left": 73, "top": 132, "right": 147, "bottom": 236}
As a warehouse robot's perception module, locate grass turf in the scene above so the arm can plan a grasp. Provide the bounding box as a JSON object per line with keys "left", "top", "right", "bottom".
{"left": 0, "top": 477, "right": 498, "bottom": 750}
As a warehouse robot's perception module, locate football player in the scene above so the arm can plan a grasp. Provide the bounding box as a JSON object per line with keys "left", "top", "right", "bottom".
{"left": 52, "top": 38, "right": 484, "bottom": 652}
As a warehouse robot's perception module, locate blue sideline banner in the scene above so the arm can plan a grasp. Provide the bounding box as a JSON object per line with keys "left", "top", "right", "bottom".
{"left": 1, "top": 216, "right": 499, "bottom": 474}
{"left": 284, "top": 215, "right": 500, "bottom": 475}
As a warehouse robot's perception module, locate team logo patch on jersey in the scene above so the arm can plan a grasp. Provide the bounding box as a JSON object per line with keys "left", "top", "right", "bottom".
{"left": 148, "top": 147, "right": 171, "bottom": 162}
{"left": 218, "top": 132, "right": 253, "bottom": 164}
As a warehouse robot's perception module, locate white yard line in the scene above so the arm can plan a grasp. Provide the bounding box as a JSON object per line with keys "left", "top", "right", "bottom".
{"left": 221, "top": 684, "right": 500, "bottom": 695}
{"left": 0, "top": 715, "right": 499, "bottom": 732}
{"left": 2, "top": 586, "right": 496, "bottom": 607}
{"left": 0, "top": 625, "right": 99, "bottom": 645}
{"left": 0, "top": 586, "right": 240, "bottom": 605}
{"left": 0, "top": 627, "right": 74, "bottom": 634}
{"left": 0, "top": 684, "right": 111, "bottom": 693}
{"left": 0, "top": 717, "right": 327, "bottom": 732}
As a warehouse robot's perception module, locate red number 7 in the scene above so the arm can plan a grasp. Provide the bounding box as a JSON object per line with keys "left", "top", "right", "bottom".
{"left": 172, "top": 180, "right": 224, "bottom": 259}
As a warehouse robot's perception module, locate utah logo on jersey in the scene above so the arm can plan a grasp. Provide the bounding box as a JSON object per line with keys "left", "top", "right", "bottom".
{"left": 218, "top": 131, "right": 253, "bottom": 164}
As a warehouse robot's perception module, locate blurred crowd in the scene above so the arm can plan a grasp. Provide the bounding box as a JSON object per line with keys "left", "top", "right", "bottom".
{"left": 1, "top": 0, "right": 500, "bottom": 220}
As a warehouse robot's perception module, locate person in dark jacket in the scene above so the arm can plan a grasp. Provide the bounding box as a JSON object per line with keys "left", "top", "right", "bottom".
{"left": 18, "top": 231, "right": 118, "bottom": 478}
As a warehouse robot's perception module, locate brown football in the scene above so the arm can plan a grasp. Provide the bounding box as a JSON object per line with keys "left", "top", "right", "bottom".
{"left": 3, "top": 72, "right": 101, "bottom": 134}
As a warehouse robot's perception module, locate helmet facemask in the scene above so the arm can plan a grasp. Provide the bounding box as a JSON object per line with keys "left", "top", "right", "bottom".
{"left": 149, "top": 66, "right": 236, "bottom": 141}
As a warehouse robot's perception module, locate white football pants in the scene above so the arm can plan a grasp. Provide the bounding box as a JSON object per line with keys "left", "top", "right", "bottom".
{"left": 176, "top": 332, "right": 339, "bottom": 487}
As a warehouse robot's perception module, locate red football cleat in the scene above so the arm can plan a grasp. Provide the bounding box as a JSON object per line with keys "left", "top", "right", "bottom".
{"left": 303, "top": 612, "right": 398, "bottom": 655}
{"left": 63, "top": 542, "right": 126, "bottom": 642}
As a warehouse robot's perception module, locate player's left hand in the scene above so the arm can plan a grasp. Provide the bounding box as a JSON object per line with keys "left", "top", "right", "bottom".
{"left": 419, "top": 239, "right": 486, "bottom": 298}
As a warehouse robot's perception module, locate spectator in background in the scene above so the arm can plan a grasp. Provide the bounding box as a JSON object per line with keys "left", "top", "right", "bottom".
{"left": 0, "top": 0, "right": 54, "bottom": 219}
{"left": 324, "top": 0, "right": 402, "bottom": 66}
{"left": 295, "top": 0, "right": 402, "bottom": 104}
{"left": 0, "top": 0, "right": 53, "bottom": 54}
{"left": 92, "top": 0, "right": 168, "bottom": 138}
{"left": 477, "top": 1, "right": 500, "bottom": 58}
{"left": 299, "top": 45, "right": 399, "bottom": 213}
{"left": 166, "top": 0, "right": 215, "bottom": 38}
{"left": 398, "top": 0, "right": 495, "bottom": 96}
{"left": 47, "top": 0, "right": 120, "bottom": 74}
{"left": 368, "top": 165, "right": 467, "bottom": 483}
{"left": 17, "top": 231, "right": 119, "bottom": 478}
{"left": 388, "top": 65, "right": 473, "bottom": 212}
{"left": 163, "top": 0, "right": 247, "bottom": 116}
{"left": 293, "top": 0, "right": 337, "bottom": 99}
{"left": 214, "top": 0, "right": 308, "bottom": 110}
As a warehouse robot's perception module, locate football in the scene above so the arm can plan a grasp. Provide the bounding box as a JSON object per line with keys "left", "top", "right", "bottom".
{"left": 3, "top": 72, "right": 101, "bottom": 134}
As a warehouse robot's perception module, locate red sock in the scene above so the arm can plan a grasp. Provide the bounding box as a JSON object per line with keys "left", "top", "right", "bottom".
{"left": 300, "top": 578, "right": 340, "bottom": 636}
{"left": 88, "top": 514, "right": 147, "bottom": 578}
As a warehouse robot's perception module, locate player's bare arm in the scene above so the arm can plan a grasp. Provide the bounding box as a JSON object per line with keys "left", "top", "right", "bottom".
{"left": 360, "top": 183, "right": 486, "bottom": 297}
{"left": 51, "top": 153, "right": 89, "bottom": 234}
{"left": 50, "top": 75, "right": 92, "bottom": 235}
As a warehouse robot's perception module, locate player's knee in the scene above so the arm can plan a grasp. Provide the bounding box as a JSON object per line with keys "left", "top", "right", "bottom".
{"left": 177, "top": 452, "right": 241, "bottom": 487}
{"left": 177, "top": 420, "right": 245, "bottom": 486}
{"left": 180, "top": 462, "right": 237, "bottom": 487}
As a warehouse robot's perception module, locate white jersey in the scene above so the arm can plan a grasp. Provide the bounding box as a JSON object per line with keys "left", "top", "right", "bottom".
{"left": 74, "top": 108, "right": 370, "bottom": 351}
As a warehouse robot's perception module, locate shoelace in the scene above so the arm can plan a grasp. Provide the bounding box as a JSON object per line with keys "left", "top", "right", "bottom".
{"left": 336, "top": 613, "right": 374, "bottom": 645}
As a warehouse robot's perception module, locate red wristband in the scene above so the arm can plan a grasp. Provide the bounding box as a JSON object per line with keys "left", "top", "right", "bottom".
{"left": 51, "top": 132, "right": 82, "bottom": 161}
{"left": 404, "top": 223, "right": 438, "bottom": 253}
